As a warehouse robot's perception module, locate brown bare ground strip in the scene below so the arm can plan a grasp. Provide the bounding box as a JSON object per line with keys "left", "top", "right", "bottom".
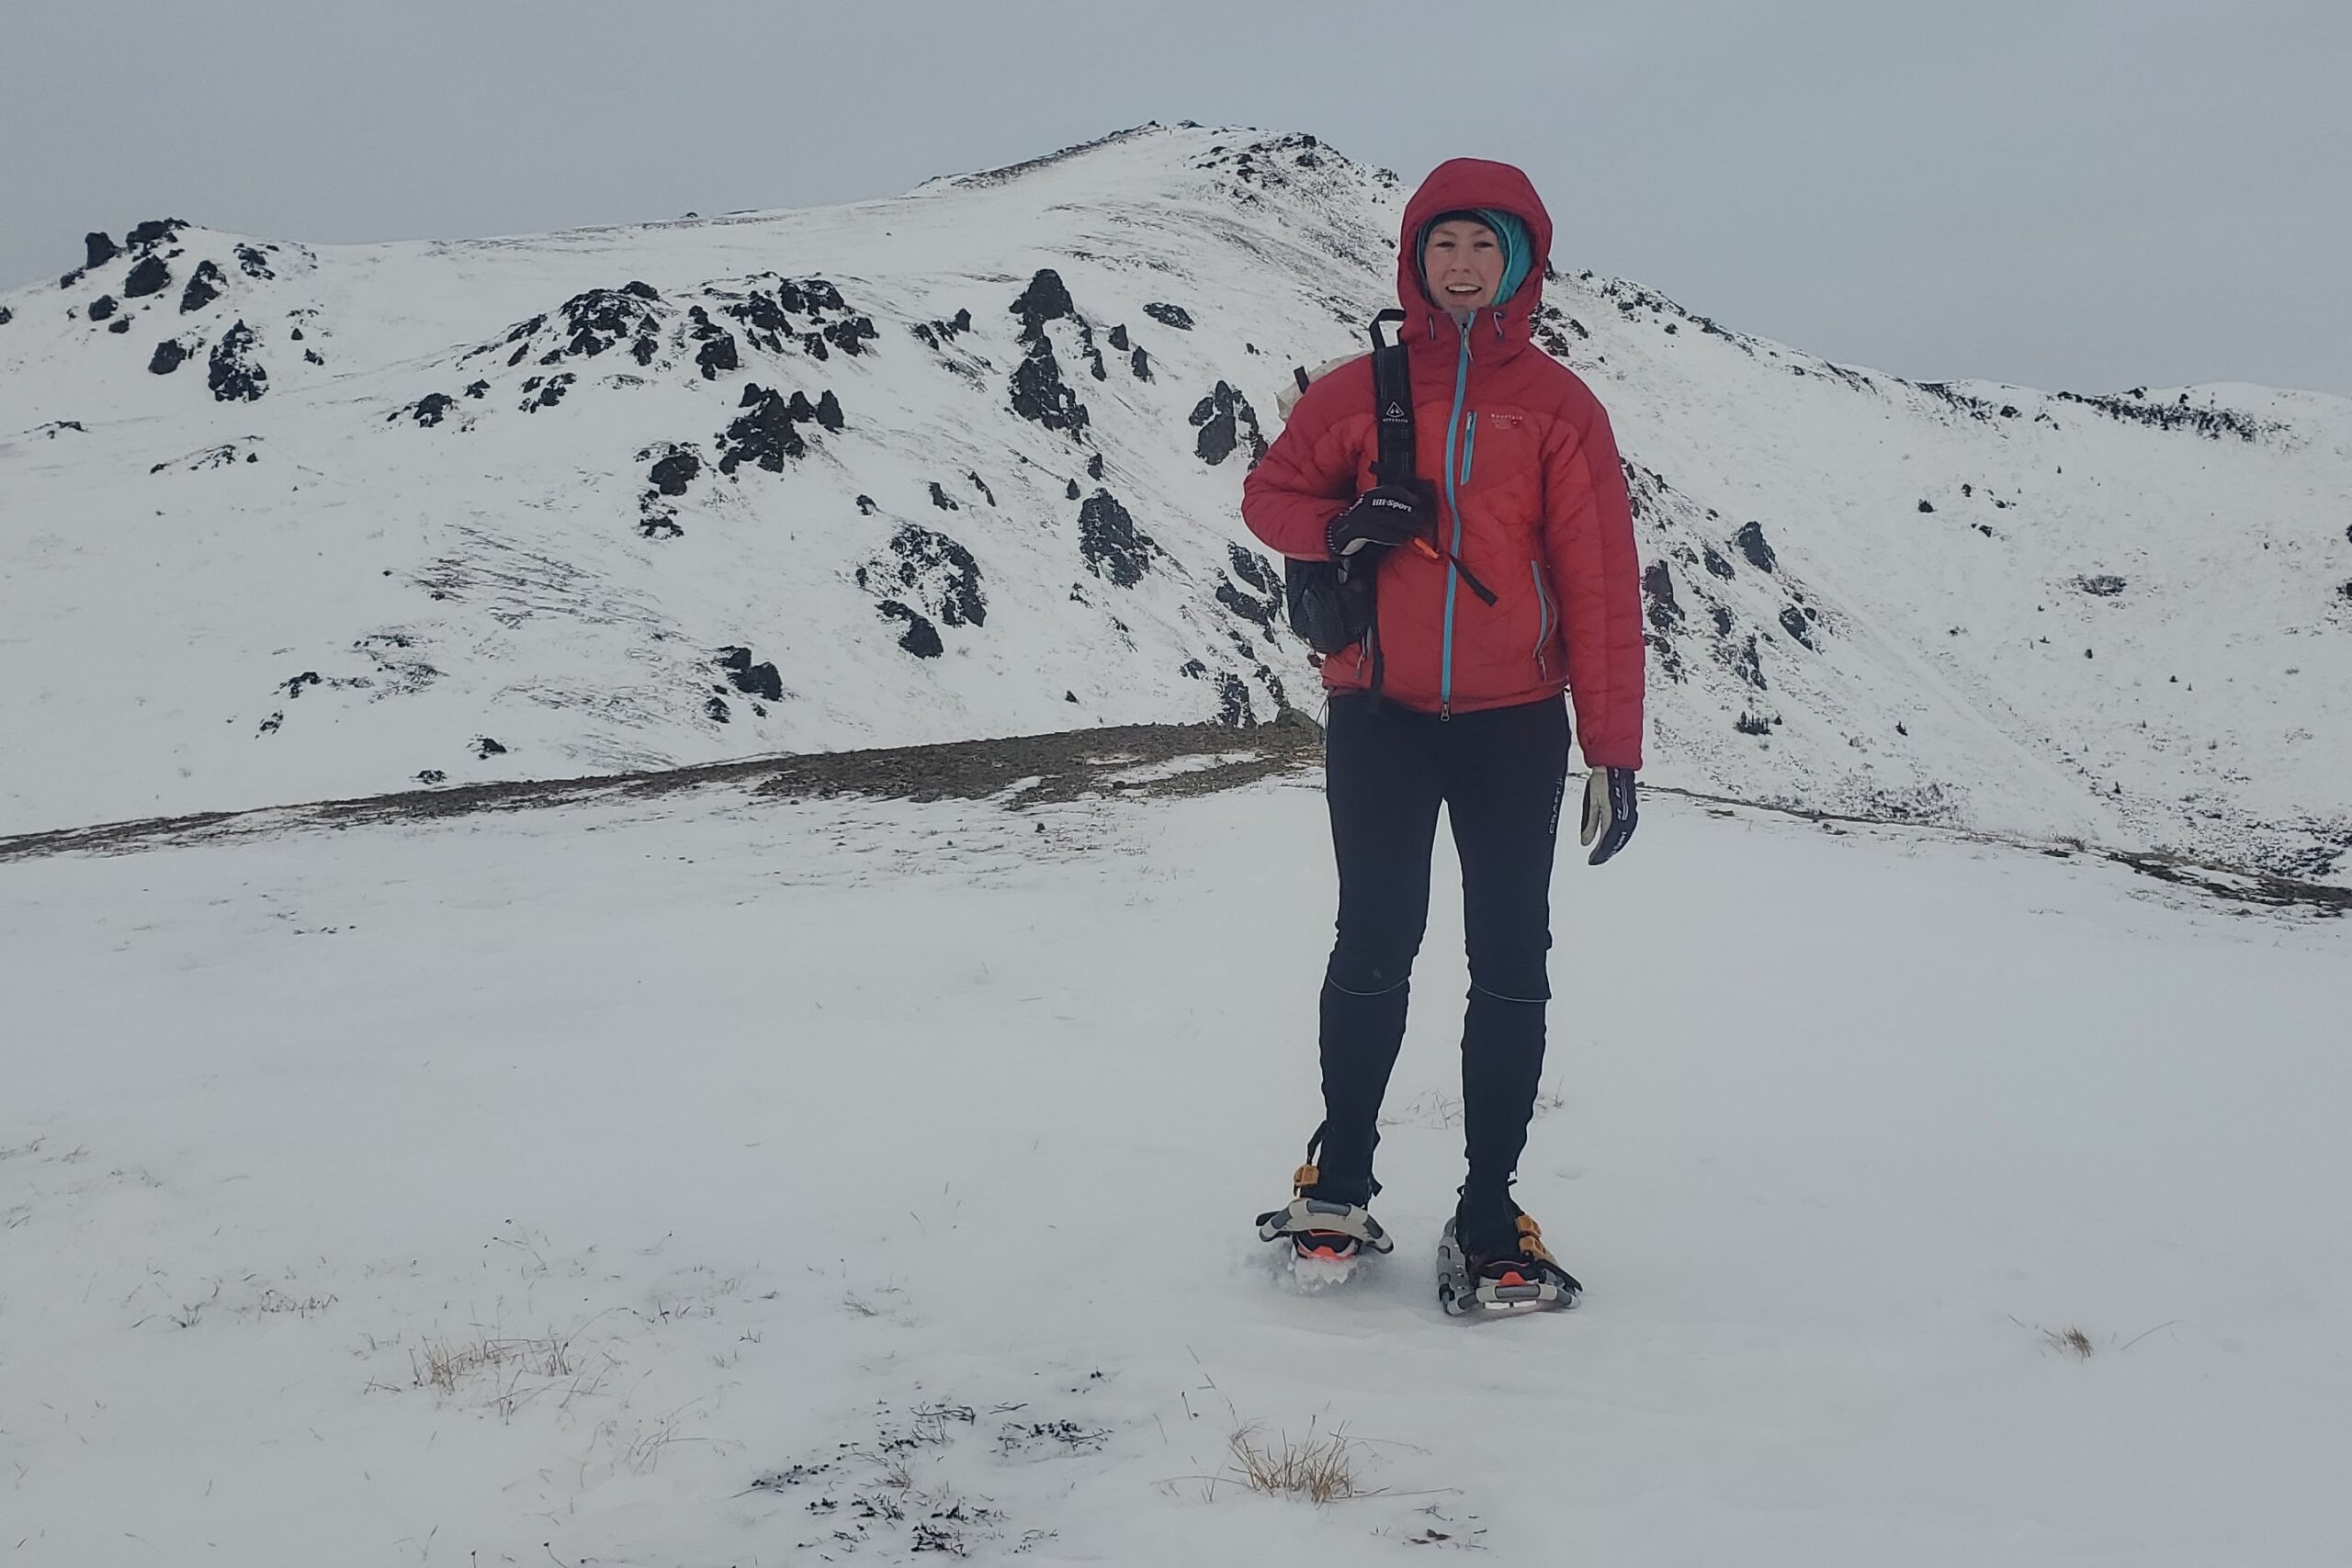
{"left": 2, "top": 715, "right": 2341, "bottom": 917}
{"left": 0, "top": 716, "right": 1326, "bottom": 864}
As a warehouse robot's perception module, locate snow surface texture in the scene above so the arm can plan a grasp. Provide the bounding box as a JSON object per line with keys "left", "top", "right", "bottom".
{"left": 4, "top": 123, "right": 2350, "bottom": 878}
{"left": 5, "top": 774, "right": 2347, "bottom": 1564}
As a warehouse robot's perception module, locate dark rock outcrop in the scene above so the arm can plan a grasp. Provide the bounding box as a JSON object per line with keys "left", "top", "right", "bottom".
{"left": 1011, "top": 339, "right": 1090, "bottom": 434}
{"left": 179, "top": 260, "right": 226, "bottom": 313}
{"left": 716, "top": 383, "right": 818, "bottom": 473}
{"left": 517, "top": 372, "right": 574, "bottom": 412}
{"left": 85, "top": 232, "right": 120, "bottom": 269}
{"left": 1734, "top": 521, "right": 1777, "bottom": 573}
{"left": 207, "top": 321, "right": 267, "bottom": 401}
{"left": 1143, "top": 301, "right": 1193, "bottom": 331}
{"left": 148, "top": 339, "right": 190, "bottom": 375}
{"left": 1011, "top": 269, "right": 1077, "bottom": 337}
{"left": 865, "top": 525, "right": 987, "bottom": 629}
{"left": 1190, "top": 381, "right": 1265, "bottom": 466}
{"left": 876, "top": 600, "right": 944, "bottom": 658}
{"left": 405, "top": 392, "right": 458, "bottom": 427}
{"left": 1079, "top": 490, "right": 1159, "bottom": 586}
{"left": 123, "top": 255, "right": 172, "bottom": 299}
{"left": 647, "top": 446, "right": 701, "bottom": 494}
{"left": 1642, "top": 560, "right": 1683, "bottom": 632}
{"left": 87, "top": 295, "right": 118, "bottom": 321}
{"left": 716, "top": 646, "right": 784, "bottom": 700}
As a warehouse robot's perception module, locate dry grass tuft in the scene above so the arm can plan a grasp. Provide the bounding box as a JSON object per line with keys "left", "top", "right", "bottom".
{"left": 2011, "top": 1315, "right": 2097, "bottom": 1359}
{"left": 1227, "top": 1421, "right": 1378, "bottom": 1505}
{"left": 412, "top": 1330, "right": 579, "bottom": 1393}
{"left": 2047, "top": 1325, "right": 2095, "bottom": 1359}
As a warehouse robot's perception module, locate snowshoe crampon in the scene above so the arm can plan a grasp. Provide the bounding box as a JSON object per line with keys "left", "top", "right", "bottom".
{"left": 1256, "top": 1195, "right": 1394, "bottom": 1260}
{"left": 1257, "top": 1156, "right": 1394, "bottom": 1285}
{"left": 1437, "top": 1216, "right": 1581, "bottom": 1316}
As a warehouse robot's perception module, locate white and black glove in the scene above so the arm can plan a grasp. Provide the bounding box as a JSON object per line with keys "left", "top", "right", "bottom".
{"left": 1579, "top": 767, "right": 1638, "bottom": 865}
{"left": 1325, "top": 484, "right": 1431, "bottom": 559}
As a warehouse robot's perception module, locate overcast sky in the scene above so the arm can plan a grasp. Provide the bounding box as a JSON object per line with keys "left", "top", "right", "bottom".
{"left": 6, "top": 0, "right": 2346, "bottom": 397}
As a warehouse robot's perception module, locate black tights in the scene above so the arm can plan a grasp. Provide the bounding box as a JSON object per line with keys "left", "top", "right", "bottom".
{"left": 1313, "top": 694, "right": 1570, "bottom": 1216}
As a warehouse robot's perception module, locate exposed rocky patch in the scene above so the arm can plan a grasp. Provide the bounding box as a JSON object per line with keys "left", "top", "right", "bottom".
{"left": 1642, "top": 559, "right": 1683, "bottom": 633}
{"left": 1190, "top": 381, "right": 1265, "bottom": 466}
{"left": 179, "top": 260, "right": 226, "bottom": 313}
{"left": 876, "top": 600, "right": 944, "bottom": 658}
{"left": 203, "top": 320, "right": 266, "bottom": 400}
{"left": 87, "top": 295, "right": 118, "bottom": 322}
{"left": 907, "top": 309, "right": 974, "bottom": 351}
{"left": 1011, "top": 336, "right": 1090, "bottom": 435}
{"left": 859, "top": 524, "right": 987, "bottom": 631}
{"left": 85, "top": 231, "right": 120, "bottom": 269}
{"left": 555, "top": 282, "right": 663, "bottom": 362}
{"left": 234, "top": 243, "right": 276, "bottom": 280}
{"left": 123, "top": 255, "right": 172, "bottom": 299}
{"left": 517, "top": 372, "right": 573, "bottom": 412}
{"left": 716, "top": 382, "right": 837, "bottom": 473}
{"left": 1078, "top": 490, "right": 1159, "bottom": 586}
{"left": 1214, "top": 542, "right": 1283, "bottom": 632}
{"left": 641, "top": 442, "right": 702, "bottom": 495}
{"left": 399, "top": 392, "right": 458, "bottom": 427}
{"left": 1142, "top": 301, "right": 1193, "bottom": 331}
{"left": 2075, "top": 574, "right": 2127, "bottom": 597}
{"left": 148, "top": 339, "right": 189, "bottom": 376}
{"left": 686, "top": 307, "right": 739, "bottom": 379}
{"left": 2055, "top": 389, "right": 2279, "bottom": 443}
{"left": 1778, "top": 604, "right": 1818, "bottom": 649}
{"left": 1734, "top": 520, "right": 1778, "bottom": 573}
{"left": 1720, "top": 631, "right": 1766, "bottom": 691}
{"left": 715, "top": 646, "right": 784, "bottom": 701}
{"left": 1011, "top": 269, "right": 1077, "bottom": 335}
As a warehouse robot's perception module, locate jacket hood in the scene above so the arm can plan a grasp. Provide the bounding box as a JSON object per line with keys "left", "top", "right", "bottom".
{"left": 1397, "top": 158, "right": 1554, "bottom": 353}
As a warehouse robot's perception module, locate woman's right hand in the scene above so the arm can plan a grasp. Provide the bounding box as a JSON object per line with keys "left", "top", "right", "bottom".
{"left": 1325, "top": 484, "right": 1432, "bottom": 559}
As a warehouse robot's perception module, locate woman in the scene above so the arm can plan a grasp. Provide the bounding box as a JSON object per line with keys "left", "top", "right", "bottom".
{"left": 1242, "top": 157, "right": 1645, "bottom": 1311}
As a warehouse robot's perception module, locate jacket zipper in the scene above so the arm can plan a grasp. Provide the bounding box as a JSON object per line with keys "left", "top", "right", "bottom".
{"left": 1438, "top": 322, "right": 1473, "bottom": 719}
{"left": 1530, "top": 561, "right": 1555, "bottom": 680}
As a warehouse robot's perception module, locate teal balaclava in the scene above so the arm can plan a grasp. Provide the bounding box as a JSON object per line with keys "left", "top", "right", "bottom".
{"left": 1421, "top": 207, "right": 1533, "bottom": 310}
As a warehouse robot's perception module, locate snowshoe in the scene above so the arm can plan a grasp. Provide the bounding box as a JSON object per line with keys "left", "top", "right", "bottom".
{"left": 1436, "top": 1213, "right": 1580, "bottom": 1316}
{"left": 1256, "top": 1156, "right": 1392, "bottom": 1285}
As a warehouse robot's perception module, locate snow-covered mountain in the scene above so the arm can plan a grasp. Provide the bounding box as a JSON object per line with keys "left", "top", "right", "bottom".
{"left": 4, "top": 123, "right": 2347, "bottom": 879}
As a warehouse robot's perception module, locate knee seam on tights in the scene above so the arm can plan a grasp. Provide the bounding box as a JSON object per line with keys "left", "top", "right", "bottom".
{"left": 1469, "top": 982, "right": 1547, "bottom": 1005}
{"left": 1325, "top": 976, "right": 1409, "bottom": 998}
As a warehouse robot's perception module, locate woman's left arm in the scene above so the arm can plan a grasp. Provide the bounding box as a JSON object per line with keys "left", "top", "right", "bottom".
{"left": 1539, "top": 394, "right": 1646, "bottom": 771}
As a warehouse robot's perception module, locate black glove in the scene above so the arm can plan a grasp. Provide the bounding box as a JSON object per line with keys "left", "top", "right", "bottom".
{"left": 1325, "top": 484, "right": 1431, "bottom": 560}
{"left": 1578, "top": 767, "right": 1638, "bottom": 865}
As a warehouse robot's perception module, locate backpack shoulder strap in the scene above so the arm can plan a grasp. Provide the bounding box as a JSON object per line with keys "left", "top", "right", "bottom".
{"left": 1367, "top": 309, "right": 1415, "bottom": 489}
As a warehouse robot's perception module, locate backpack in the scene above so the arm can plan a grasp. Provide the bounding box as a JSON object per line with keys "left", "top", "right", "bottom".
{"left": 1281, "top": 310, "right": 1417, "bottom": 667}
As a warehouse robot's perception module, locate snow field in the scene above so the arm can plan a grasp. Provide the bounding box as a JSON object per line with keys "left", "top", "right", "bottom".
{"left": 4, "top": 773, "right": 2347, "bottom": 1563}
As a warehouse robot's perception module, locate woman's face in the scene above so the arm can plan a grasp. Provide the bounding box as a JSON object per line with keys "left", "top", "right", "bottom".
{"left": 1422, "top": 220, "right": 1504, "bottom": 312}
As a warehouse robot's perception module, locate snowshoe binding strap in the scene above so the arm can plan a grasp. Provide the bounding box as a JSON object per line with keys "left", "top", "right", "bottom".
{"left": 1256, "top": 1196, "right": 1395, "bottom": 1255}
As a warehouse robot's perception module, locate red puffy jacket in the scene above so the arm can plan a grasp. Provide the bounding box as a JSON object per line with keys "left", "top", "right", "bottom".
{"left": 1242, "top": 159, "right": 1646, "bottom": 770}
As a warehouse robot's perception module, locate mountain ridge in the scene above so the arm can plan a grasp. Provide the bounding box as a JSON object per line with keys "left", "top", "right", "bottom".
{"left": 3, "top": 122, "right": 2346, "bottom": 878}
